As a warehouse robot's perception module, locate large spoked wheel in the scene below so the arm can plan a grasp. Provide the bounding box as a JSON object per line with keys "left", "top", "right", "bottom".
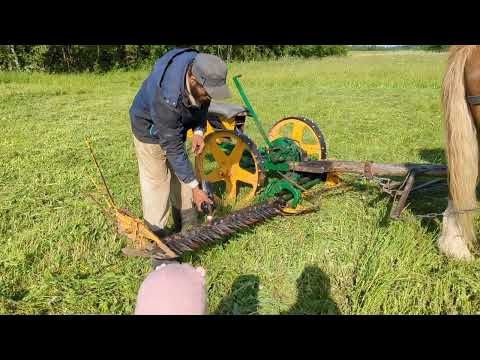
{"left": 195, "top": 130, "right": 265, "bottom": 207}
{"left": 268, "top": 116, "right": 327, "bottom": 160}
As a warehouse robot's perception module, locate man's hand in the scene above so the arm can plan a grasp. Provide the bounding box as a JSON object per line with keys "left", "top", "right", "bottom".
{"left": 192, "top": 186, "right": 213, "bottom": 212}
{"left": 191, "top": 134, "right": 205, "bottom": 156}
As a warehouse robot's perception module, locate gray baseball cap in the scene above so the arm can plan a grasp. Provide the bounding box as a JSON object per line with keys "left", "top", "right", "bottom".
{"left": 191, "top": 53, "right": 232, "bottom": 100}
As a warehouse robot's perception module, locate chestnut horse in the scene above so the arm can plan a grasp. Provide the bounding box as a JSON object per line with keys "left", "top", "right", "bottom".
{"left": 439, "top": 45, "right": 480, "bottom": 260}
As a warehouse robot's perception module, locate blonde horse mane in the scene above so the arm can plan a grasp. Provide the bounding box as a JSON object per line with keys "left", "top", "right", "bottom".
{"left": 442, "top": 45, "right": 479, "bottom": 252}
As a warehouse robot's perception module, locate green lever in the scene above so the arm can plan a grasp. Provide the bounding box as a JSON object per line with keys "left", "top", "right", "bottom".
{"left": 233, "top": 75, "right": 273, "bottom": 148}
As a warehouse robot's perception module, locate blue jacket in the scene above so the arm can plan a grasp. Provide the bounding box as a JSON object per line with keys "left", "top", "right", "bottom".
{"left": 129, "top": 48, "right": 209, "bottom": 185}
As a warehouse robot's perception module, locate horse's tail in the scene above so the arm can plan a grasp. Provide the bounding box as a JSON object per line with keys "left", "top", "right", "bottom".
{"left": 442, "top": 45, "right": 478, "bottom": 250}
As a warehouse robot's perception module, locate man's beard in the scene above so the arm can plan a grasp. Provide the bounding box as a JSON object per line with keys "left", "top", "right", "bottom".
{"left": 191, "top": 86, "right": 210, "bottom": 106}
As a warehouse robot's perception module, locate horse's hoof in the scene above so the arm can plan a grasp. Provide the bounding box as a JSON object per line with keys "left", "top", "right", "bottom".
{"left": 438, "top": 235, "right": 474, "bottom": 261}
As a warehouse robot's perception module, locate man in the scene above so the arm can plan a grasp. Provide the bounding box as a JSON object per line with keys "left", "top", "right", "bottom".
{"left": 129, "top": 48, "right": 232, "bottom": 236}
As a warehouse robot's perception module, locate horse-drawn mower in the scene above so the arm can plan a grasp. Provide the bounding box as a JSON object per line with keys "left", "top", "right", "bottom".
{"left": 87, "top": 75, "right": 448, "bottom": 261}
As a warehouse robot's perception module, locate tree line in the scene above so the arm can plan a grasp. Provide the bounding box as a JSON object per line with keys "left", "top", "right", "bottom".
{"left": 0, "top": 45, "right": 349, "bottom": 73}
{"left": 351, "top": 45, "right": 450, "bottom": 51}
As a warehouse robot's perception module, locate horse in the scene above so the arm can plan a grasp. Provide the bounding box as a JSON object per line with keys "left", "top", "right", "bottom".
{"left": 439, "top": 45, "right": 480, "bottom": 260}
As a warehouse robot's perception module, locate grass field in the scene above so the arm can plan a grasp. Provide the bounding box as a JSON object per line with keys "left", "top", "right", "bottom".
{"left": 2, "top": 50, "right": 480, "bottom": 315}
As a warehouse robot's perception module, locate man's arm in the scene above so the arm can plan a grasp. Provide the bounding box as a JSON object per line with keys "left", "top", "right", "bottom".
{"left": 191, "top": 101, "right": 209, "bottom": 156}
{"left": 192, "top": 101, "right": 210, "bottom": 136}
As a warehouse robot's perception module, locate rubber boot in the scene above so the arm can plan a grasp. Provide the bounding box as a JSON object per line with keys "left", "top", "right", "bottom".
{"left": 144, "top": 220, "right": 170, "bottom": 238}
{"left": 171, "top": 207, "right": 183, "bottom": 234}
{"left": 172, "top": 207, "right": 199, "bottom": 234}
{"left": 180, "top": 208, "right": 199, "bottom": 233}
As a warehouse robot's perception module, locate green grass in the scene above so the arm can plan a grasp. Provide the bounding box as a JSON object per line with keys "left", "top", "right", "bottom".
{"left": 2, "top": 50, "right": 480, "bottom": 315}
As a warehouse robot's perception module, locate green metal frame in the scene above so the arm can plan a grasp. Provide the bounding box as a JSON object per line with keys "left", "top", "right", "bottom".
{"left": 233, "top": 75, "right": 273, "bottom": 148}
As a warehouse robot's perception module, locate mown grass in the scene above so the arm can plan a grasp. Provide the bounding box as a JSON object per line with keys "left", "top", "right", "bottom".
{"left": 2, "top": 50, "right": 480, "bottom": 315}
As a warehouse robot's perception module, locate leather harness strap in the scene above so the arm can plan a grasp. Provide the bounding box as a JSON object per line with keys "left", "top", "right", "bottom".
{"left": 468, "top": 96, "right": 480, "bottom": 105}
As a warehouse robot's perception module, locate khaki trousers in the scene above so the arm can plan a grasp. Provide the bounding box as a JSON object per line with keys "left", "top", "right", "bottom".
{"left": 133, "top": 136, "right": 194, "bottom": 233}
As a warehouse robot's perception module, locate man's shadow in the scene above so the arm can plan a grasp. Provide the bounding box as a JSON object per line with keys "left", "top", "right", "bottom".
{"left": 282, "top": 266, "right": 341, "bottom": 315}
{"left": 213, "top": 266, "right": 340, "bottom": 315}
{"left": 214, "top": 275, "right": 261, "bottom": 315}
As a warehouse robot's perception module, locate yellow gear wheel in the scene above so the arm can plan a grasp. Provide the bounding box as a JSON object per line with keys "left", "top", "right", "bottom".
{"left": 195, "top": 130, "right": 265, "bottom": 207}
{"left": 268, "top": 116, "right": 327, "bottom": 160}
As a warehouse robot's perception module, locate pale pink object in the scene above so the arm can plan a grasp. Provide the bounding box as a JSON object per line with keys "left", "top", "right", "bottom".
{"left": 134, "top": 263, "right": 207, "bottom": 315}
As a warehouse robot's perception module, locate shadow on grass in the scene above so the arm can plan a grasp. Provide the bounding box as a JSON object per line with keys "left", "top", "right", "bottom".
{"left": 214, "top": 275, "right": 260, "bottom": 315}
{"left": 418, "top": 147, "right": 446, "bottom": 164}
{"left": 282, "top": 266, "right": 340, "bottom": 315}
{"left": 214, "top": 266, "right": 340, "bottom": 315}
{"left": 361, "top": 177, "right": 449, "bottom": 233}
